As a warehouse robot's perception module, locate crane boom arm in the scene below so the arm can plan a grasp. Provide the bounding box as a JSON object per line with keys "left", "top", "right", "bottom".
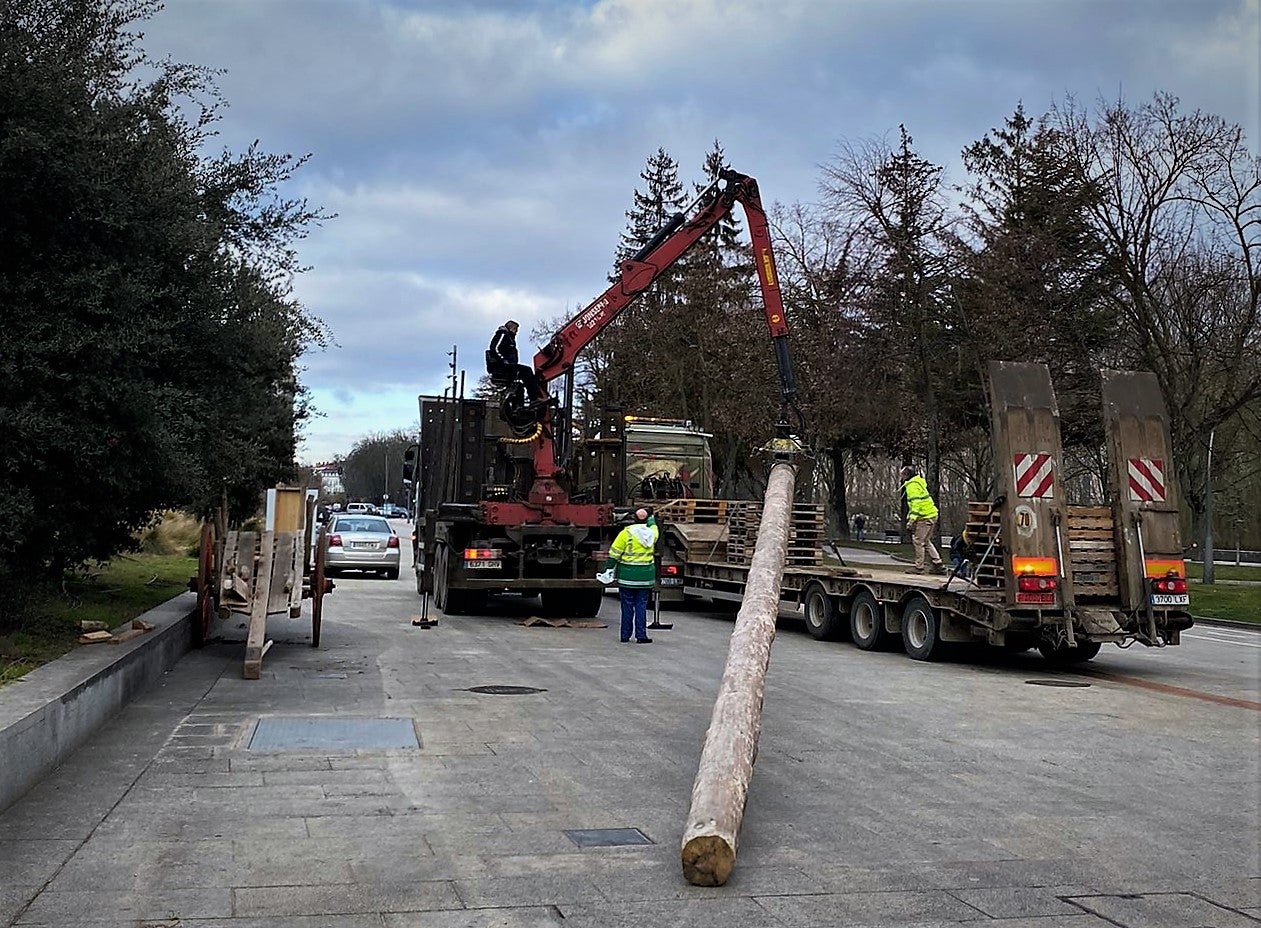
{"left": 533, "top": 169, "right": 797, "bottom": 410}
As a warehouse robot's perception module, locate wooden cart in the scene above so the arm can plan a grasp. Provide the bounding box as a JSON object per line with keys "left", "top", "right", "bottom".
{"left": 194, "top": 487, "right": 333, "bottom": 678}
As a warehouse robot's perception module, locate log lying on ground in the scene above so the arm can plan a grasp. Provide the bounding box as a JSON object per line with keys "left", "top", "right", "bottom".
{"left": 681, "top": 461, "right": 797, "bottom": 887}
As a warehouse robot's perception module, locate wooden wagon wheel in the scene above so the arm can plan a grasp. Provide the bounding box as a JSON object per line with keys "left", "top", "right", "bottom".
{"left": 311, "top": 527, "right": 328, "bottom": 648}
{"left": 195, "top": 521, "right": 217, "bottom": 646}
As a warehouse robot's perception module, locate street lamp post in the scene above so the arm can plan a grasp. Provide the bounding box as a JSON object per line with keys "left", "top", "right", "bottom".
{"left": 1203, "top": 429, "right": 1215, "bottom": 585}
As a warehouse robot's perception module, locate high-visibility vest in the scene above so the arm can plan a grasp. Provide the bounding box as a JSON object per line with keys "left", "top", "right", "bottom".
{"left": 605, "top": 519, "right": 658, "bottom": 588}
{"left": 902, "top": 475, "right": 939, "bottom": 520}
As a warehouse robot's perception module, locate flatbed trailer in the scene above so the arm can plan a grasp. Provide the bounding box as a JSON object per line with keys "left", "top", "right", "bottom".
{"left": 658, "top": 362, "right": 1195, "bottom": 664}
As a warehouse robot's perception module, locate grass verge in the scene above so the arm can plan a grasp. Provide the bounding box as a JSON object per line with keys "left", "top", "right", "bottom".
{"left": 1185, "top": 562, "right": 1261, "bottom": 582}
{"left": 1188, "top": 581, "right": 1261, "bottom": 625}
{"left": 0, "top": 553, "right": 195, "bottom": 687}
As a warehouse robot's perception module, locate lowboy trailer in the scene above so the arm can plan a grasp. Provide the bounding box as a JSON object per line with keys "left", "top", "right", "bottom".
{"left": 660, "top": 362, "right": 1194, "bottom": 664}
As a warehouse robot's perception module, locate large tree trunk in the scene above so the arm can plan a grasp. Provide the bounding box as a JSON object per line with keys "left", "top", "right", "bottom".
{"left": 828, "top": 442, "right": 850, "bottom": 539}
{"left": 681, "top": 462, "right": 797, "bottom": 887}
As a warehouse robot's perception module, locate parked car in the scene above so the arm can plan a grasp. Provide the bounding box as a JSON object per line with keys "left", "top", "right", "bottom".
{"left": 325, "top": 515, "right": 401, "bottom": 579}
{"left": 345, "top": 502, "right": 378, "bottom": 515}
{"left": 379, "top": 503, "right": 409, "bottom": 519}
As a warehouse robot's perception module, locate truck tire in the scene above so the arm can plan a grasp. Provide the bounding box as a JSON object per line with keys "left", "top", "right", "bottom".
{"left": 849, "top": 589, "right": 890, "bottom": 651}
{"left": 434, "top": 545, "right": 474, "bottom": 615}
{"left": 569, "top": 588, "right": 605, "bottom": 618}
{"left": 1038, "top": 639, "right": 1102, "bottom": 664}
{"left": 900, "top": 594, "right": 943, "bottom": 661}
{"left": 803, "top": 582, "right": 843, "bottom": 641}
{"left": 541, "top": 588, "right": 580, "bottom": 617}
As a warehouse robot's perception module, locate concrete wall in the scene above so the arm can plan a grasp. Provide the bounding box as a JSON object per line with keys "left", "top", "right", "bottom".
{"left": 0, "top": 593, "right": 194, "bottom": 813}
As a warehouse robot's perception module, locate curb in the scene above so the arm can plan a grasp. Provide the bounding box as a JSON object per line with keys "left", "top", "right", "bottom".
{"left": 1191, "top": 615, "right": 1260, "bottom": 632}
{"left": 0, "top": 592, "right": 195, "bottom": 814}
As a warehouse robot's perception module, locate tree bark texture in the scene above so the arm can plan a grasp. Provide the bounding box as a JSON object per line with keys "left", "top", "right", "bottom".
{"left": 680, "top": 461, "right": 797, "bottom": 886}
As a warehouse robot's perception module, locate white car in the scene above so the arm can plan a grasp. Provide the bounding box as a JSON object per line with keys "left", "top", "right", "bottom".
{"left": 325, "top": 515, "right": 401, "bottom": 579}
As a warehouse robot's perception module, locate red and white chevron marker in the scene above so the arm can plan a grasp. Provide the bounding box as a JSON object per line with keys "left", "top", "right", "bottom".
{"left": 1013, "top": 452, "right": 1055, "bottom": 498}
{"left": 1127, "top": 457, "right": 1166, "bottom": 502}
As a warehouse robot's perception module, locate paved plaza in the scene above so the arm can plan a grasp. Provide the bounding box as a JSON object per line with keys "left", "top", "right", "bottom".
{"left": 1, "top": 568, "right": 1258, "bottom": 927}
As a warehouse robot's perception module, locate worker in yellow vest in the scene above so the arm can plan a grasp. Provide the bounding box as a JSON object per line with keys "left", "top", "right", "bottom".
{"left": 601, "top": 508, "right": 659, "bottom": 643}
{"left": 900, "top": 466, "right": 946, "bottom": 575}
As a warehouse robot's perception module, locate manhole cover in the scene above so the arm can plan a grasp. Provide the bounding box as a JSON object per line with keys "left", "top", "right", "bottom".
{"left": 1026, "top": 679, "right": 1092, "bottom": 688}
{"left": 248, "top": 716, "right": 419, "bottom": 752}
{"left": 564, "top": 828, "right": 654, "bottom": 848}
{"left": 466, "top": 685, "right": 547, "bottom": 695}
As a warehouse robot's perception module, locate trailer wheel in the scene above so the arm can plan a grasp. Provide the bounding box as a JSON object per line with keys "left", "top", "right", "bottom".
{"left": 849, "top": 589, "right": 890, "bottom": 651}
{"left": 900, "top": 594, "right": 942, "bottom": 661}
{"left": 803, "top": 583, "right": 842, "bottom": 641}
{"left": 1038, "top": 639, "right": 1102, "bottom": 664}
{"left": 311, "top": 528, "right": 328, "bottom": 648}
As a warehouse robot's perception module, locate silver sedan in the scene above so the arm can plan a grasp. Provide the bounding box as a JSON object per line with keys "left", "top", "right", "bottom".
{"left": 325, "top": 515, "right": 401, "bottom": 579}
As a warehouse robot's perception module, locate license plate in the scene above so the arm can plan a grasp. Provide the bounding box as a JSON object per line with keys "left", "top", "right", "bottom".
{"left": 659, "top": 578, "right": 682, "bottom": 586}
{"left": 351, "top": 541, "right": 377, "bottom": 549}
{"left": 1151, "top": 593, "right": 1189, "bottom": 606}
{"left": 466, "top": 560, "right": 502, "bottom": 570}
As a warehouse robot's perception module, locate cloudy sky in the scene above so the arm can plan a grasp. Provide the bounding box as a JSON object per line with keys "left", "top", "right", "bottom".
{"left": 141, "top": 0, "right": 1260, "bottom": 463}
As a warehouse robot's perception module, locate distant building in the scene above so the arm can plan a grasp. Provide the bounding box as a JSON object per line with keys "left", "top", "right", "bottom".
{"left": 313, "top": 461, "right": 344, "bottom": 497}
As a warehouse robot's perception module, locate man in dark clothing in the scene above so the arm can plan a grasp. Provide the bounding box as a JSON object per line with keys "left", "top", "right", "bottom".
{"left": 486, "top": 320, "right": 544, "bottom": 399}
{"left": 852, "top": 512, "right": 866, "bottom": 542}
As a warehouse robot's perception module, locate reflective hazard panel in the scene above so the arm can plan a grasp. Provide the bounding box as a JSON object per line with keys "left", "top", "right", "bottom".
{"left": 1127, "top": 457, "right": 1166, "bottom": 502}
{"left": 1013, "top": 452, "right": 1055, "bottom": 499}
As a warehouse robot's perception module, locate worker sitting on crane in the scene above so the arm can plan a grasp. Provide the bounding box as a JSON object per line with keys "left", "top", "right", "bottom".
{"left": 486, "top": 320, "right": 545, "bottom": 401}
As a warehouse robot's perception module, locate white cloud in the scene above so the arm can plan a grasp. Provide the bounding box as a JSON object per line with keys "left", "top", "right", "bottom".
{"left": 139, "top": 0, "right": 1260, "bottom": 463}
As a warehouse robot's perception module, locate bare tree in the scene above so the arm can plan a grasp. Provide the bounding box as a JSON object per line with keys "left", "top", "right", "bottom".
{"left": 1050, "top": 92, "right": 1261, "bottom": 526}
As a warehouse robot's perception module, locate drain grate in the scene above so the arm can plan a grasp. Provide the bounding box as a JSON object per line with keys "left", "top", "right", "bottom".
{"left": 248, "top": 716, "right": 419, "bottom": 752}
{"left": 466, "top": 685, "right": 547, "bottom": 695}
{"left": 1026, "top": 679, "right": 1092, "bottom": 688}
{"left": 564, "top": 828, "right": 654, "bottom": 848}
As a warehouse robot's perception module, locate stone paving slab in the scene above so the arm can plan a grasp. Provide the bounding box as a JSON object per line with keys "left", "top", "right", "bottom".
{"left": 1, "top": 574, "right": 1257, "bottom": 926}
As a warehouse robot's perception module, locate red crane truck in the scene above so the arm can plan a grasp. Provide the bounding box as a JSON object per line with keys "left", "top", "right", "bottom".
{"left": 403, "top": 169, "right": 800, "bottom": 617}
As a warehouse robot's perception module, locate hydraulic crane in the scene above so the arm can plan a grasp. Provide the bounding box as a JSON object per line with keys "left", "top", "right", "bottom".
{"left": 491, "top": 168, "right": 801, "bottom": 528}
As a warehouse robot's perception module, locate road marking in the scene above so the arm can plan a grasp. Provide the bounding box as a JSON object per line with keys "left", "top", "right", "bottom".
{"left": 1185, "top": 632, "right": 1261, "bottom": 649}
{"left": 1078, "top": 668, "right": 1261, "bottom": 711}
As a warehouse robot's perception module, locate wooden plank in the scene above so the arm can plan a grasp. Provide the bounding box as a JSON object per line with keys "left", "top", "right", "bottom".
{"left": 288, "top": 531, "right": 305, "bottom": 610}
{"left": 243, "top": 530, "right": 275, "bottom": 680}
{"left": 1067, "top": 505, "right": 1112, "bottom": 517}
{"left": 78, "top": 630, "right": 113, "bottom": 644}
{"left": 1070, "top": 540, "right": 1115, "bottom": 551}
{"left": 269, "top": 534, "right": 296, "bottom": 614}
{"left": 272, "top": 487, "right": 306, "bottom": 533}
{"left": 108, "top": 626, "right": 147, "bottom": 645}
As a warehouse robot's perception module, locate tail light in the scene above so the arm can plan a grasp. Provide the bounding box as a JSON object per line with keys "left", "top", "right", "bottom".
{"left": 1145, "top": 558, "right": 1185, "bottom": 579}
{"left": 663, "top": 564, "right": 680, "bottom": 576}
{"left": 1015, "top": 568, "right": 1058, "bottom": 605}
{"left": 1152, "top": 576, "right": 1187, "bottom": 594}
{"left": 464, "top": 548, "right": 502, "bottom": 560}
{"left": 387, "top": 536, "right": 400, "bottom": 549}
{"left": 328, "top": 533, "right": 342, "bottom": 547}
{"left": 1011, "top": 556, "right": 1058, "bottom": 576}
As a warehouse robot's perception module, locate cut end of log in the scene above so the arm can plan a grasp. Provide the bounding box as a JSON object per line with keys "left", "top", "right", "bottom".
{"left": 681, "top": 833, "right": 735, "bottom": 886}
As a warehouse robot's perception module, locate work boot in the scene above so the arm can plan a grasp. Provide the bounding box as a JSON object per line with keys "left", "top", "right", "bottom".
{"left": 635, "top": 637, "right": 653, "bottom": 644}
{"left": 909, "top": 566, "right": 926, "bottom": 574}
{"left": 930, "top": 563, "right": 947, "bottom": 575}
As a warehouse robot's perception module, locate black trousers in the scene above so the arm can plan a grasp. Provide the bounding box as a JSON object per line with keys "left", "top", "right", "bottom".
{"left": 489, "top": 361, "right": 543, "bottom": 399}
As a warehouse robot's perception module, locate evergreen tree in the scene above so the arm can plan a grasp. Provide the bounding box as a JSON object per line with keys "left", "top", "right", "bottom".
{"left": 955, "top": 104, "right": 1117, "bottom": 452}
{"left": 0, "top": 0, "right": 327, "bottom": 605}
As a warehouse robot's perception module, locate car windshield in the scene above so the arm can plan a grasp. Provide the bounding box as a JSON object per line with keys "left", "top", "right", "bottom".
{"left": 332, "top": 517, "right": 391, "bottom": 534}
